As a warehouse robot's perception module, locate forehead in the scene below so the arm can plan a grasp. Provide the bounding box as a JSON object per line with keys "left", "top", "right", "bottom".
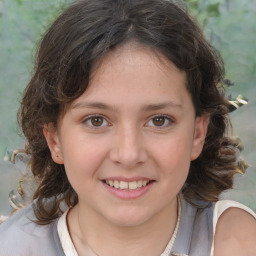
{"left": 69, "top": 43, "right": 192, "bottom": 113}
{"left": 90, "top": 43, "right": 184, "bottom": 82}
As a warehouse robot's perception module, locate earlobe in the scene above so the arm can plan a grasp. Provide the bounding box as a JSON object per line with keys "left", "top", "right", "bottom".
{"left": 190, "top": 114, "right": 209, "bottom": 160}
{"left": 43, "top": 123, "right": 64, "bottom": 164}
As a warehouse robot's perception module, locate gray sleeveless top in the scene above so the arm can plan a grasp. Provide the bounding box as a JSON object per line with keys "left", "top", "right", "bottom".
{"left": 0, "top": 198, "right": 215, "bottom": 256}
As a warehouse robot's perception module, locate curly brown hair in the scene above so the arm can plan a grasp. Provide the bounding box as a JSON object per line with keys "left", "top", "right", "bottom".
{"left": 18, "top": 0, "right": 246, "bottom": 224}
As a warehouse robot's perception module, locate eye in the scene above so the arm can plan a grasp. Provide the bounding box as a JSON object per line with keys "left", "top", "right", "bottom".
{"left": 83, "top": 115, "right": 109, "bottom": 128}
{"left": 146, "top": 115, "right": 174, "bottom": 128}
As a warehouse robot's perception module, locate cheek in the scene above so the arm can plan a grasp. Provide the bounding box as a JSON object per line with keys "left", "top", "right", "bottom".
{"left": 151, "top": 134, "right": 193, "bottom": 188}
{"left": 62, "top": 135, "right": 106, "bottom": 164}
{"left": 156, "top": 135, "right": 193, "bottom": 168}
{"left": 61, "top": 139, "right": 108, "bottom": 185}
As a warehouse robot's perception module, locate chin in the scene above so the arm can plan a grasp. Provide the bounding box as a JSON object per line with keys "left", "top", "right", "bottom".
{"left": 104, "top": 207, "right": 153, "bottom": 227}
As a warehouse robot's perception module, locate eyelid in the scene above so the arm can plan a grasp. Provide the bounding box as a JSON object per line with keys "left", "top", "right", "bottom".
{"left": 82, "top": 114, "right": 111, "bottom": 128}
{"left": 145, "top": 114, "right": 175, "bottom": 128}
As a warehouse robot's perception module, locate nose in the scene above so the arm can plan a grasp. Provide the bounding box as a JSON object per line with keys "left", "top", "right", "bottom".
{"left": 109, "top": 125, "right": 147, "bottom": 168}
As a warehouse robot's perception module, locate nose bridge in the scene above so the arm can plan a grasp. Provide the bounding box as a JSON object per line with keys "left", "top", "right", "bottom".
{"left": 110, "top": 123, "right": 147, "bottom": 167}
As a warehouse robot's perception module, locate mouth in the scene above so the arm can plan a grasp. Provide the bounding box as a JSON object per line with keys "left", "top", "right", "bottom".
{"left": 103, "top": 179, "right": 154, "bottom": 190}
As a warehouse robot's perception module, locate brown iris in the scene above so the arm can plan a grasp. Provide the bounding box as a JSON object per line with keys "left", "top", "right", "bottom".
{"left": 152, "top": 116, "right": 165, "bottom": 126}
{"left": 91, "top": 116, "right": 104, "bottom": 126}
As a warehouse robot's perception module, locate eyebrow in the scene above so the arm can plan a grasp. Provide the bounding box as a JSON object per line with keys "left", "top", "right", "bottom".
{"left": 141, "top": 101, "right": 182, "bottom": 111}
{"left": 72, "top": 102, "right": 116, "bottom": 111}
{"left": 72, "top": 101, "right": 182, "bottom": 111}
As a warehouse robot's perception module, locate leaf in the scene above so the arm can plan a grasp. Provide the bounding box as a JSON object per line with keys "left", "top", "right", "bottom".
{"left": 206, "top": 3, "right": 220, "bottom": 17}
{"left": 15, "top": 0, "right": 22, "bottom": 5}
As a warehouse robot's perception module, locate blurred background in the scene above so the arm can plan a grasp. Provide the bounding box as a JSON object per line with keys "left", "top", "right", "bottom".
{"left": 0, "top": 0, "right": 255, "bottom": 215}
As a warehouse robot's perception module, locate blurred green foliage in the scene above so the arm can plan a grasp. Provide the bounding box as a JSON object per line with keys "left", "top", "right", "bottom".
{"left": 186, "top": 0, "right": 222, "bottom": 25}
{"left": 186, "top": 0, "right": 256, "bottom": 95}
{"left": 0, "top": 0, "right": 72, "bottom": 155}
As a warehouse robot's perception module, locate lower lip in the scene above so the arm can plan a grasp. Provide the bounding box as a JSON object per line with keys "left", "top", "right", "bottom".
{"left": 102, "top": 181, "right": 154, "bottom": 200}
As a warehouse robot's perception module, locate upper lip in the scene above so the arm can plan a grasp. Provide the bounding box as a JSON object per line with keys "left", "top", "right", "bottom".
{"left": 102, "top": 176, "right": 153, "bottom": 182}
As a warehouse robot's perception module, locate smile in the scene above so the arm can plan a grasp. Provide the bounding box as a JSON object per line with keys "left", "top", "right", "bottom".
{"left": 104, "top": 180, "right": 151, "bottom": 190}
{"left": 102, "top": 178, "right": 155, "bottom": 199}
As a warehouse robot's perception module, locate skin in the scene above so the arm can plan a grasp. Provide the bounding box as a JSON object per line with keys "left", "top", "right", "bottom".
{"left": 214, "top": 208, "right": 256, "bottom": 255}
{"left": 44, "top": 43, "right": 210, "bottom": 256}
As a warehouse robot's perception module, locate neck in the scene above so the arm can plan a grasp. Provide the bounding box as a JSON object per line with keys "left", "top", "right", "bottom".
{"left": 67, "top": 198, "right": 178, "bottom": 256}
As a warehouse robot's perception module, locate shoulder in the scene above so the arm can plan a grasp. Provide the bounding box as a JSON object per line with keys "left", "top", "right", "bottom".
{"left": 213, "top": 200, "right": 256, "bottom": 256}
{"left": 0, "top": 204, "right": 61, "bottom": 256}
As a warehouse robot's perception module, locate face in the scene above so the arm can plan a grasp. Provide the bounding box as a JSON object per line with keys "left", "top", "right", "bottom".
{"left": 45, "top": 43, "right": 208, "bottom": 227}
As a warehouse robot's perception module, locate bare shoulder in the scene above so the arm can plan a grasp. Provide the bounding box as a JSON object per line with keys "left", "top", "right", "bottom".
{"left": 214, "top": 207, "right": 256, "bottom": 256}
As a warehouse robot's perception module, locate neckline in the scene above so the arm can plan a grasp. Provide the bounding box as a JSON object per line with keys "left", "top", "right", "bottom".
{"left": 161, "top": 195, "right": 182, "bottom": 255}
{"left": 57, "top": 196, "right": 182, "bottom": 256}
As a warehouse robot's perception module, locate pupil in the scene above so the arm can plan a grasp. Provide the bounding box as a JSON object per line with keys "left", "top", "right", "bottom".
{"left": 153, "top": 117, "right": 165, "bottom": 126}
{"left": 92, "top": 117, "right": 103, "bottom": 126}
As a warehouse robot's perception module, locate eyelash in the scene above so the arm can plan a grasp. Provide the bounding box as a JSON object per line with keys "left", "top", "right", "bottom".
{"left": 145, "top": 114, "right": 174, "bottom": 128}
{"left": 82, "top": 114, "right": 110, "bottom": 128}
{"left": 82, "top": 114, "right": 175, "bottom": 129}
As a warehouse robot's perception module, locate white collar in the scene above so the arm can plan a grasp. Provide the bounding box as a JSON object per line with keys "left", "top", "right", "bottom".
{"left": 57, "top": 197, "right": 181, "bottom": 256}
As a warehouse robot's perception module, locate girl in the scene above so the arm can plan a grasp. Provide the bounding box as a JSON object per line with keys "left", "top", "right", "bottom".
{"left": 0, "top": 0, "right": 255, "bottom": 255}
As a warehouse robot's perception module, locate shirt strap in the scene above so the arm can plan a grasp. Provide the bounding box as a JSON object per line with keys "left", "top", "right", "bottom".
{"left": 57, "top": 209, "right": 78, "bottom": 256}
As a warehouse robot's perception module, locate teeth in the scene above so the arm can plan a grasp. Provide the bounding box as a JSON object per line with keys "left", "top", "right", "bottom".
{"left": 137, "top": 180, "right": 142, "bottom": 188}
{"left": 114, "top": 180, "right": 119, "bottom": 189}
{"left": 105, "top": 180, "right": 150, "bottom": 190}
{"left": 129, "top": 181, "right": 137, "bottom": 190}
{"left": 119, "top": 181, "right": 128, "bottom": 189}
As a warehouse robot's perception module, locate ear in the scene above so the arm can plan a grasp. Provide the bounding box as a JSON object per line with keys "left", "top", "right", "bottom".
{"left": 190, "top": 114, "right": 209, "bottom": 161}
{"left": 43, "top": 123, "right": 64, "bottom": 164}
